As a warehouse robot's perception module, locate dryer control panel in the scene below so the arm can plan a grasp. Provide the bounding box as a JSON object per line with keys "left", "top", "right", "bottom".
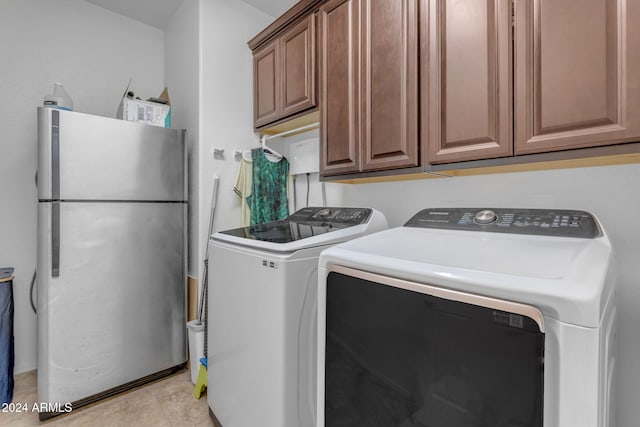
{"left": 404, "top": 208, "right": 600, "bottom": 238}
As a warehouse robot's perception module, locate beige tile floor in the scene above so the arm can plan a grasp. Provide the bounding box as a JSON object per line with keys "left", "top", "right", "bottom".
{"left": 1, "top": 369, "right": 213, "bottom": 427}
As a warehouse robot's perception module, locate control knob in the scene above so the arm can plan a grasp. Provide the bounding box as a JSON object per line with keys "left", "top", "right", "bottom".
{"left": 317, "top": 208, "right": 332, "bottom": 218}
{"left": 474, "top": 209, "right": 497, "bottom": 225}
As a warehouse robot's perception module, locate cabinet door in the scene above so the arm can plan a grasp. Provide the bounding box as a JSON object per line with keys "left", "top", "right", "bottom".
{"left": 254, "top": 40, "right": 280, "bottom": 128}
{"left": 281, "top": 15, "right": 316, "bottom": 118}
{"left": 319, "top": 0, "right": 361, "bottom": 175}
{"left": 426, "top": 0, "right": 513, "bottom": 164}
{"left": 514, "top": 0, "right": 640, "bottom": 154}
{"left": 361, "top": 0, "right": 420, "bottom": 171}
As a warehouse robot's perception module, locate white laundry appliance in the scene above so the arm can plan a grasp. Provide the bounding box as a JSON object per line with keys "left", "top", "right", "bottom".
{"left": 317, "top": 208, "right": 617, "bottom": 427}
{"left": 208, "top": 207, "right": 388, "bottom": 427}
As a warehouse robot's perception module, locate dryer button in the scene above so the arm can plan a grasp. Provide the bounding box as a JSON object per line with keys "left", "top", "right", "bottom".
{"left": 474, "top": 210, "right": 498, "bottom": 225}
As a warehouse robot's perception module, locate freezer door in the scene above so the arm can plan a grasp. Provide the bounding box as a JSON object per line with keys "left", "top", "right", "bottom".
{"left": 37, "top": 202, "right": 187, "bottom": 404}
{"left": 38, "top": 107, "right": 186, "bottom": 201}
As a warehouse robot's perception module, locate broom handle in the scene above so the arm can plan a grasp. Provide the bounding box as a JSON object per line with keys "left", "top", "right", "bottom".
{"left": 204, "top": 175, "right": 219, "bottom": 261}
{"left": 198, "top": 175, "right": 219, "bottom": 324}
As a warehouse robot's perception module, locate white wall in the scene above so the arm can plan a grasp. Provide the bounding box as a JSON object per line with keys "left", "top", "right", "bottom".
{"left": 331, "top": 163, "right": 640, "bottom": 426}
{"left": 196, "top": 0, "right": 272, "bottom": 280}
{"left": 165, "top": 0, "right": 200, "bottom": 275}
{"left": 0, "top": 0, "right": 165, "bottom": 374}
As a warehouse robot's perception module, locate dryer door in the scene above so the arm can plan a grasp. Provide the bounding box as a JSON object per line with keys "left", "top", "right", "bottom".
{"left": 323, "top": 269, "right": 544, "bottom": 427}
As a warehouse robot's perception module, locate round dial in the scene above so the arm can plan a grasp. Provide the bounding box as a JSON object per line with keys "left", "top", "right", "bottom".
{"left": 474, "top": 209, "right": 497, "bottom": 225}
{"left": 317, "top": 208, "right": 332, "bottom": 218}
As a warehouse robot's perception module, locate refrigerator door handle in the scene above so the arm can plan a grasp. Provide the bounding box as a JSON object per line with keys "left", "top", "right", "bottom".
{"left": 52, "top": 109, "right": 60, "bottom": 199}
{"left": 51, "top": 110, "right": 60, "bottom": 277}
{"left": 52, "top": 202, "right": 60, "bottom": 277}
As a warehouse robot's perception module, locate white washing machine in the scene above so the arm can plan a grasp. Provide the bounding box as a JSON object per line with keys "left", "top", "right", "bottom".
{"left": 317, "top": 208, "right": 617, "bottom": 427}
{"left": 207, "top": 207, "right": 388, "bottom": 427}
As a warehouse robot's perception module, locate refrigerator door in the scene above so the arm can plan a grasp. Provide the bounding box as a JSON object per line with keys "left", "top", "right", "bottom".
{"left": 38, "top": 107, "right": 186, "bottom": 202}
{"left": 37, "top": 201, "right": 187, "bottom": 404}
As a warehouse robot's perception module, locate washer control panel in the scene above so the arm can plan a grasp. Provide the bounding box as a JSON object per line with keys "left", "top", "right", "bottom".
{"left": 289, "top": 207, "right": 372, "bottom": 225}
{"left": 404, "top": 208, "right": 600, "bottom": 238}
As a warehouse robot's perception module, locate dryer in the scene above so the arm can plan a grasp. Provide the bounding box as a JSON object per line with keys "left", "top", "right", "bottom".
{"left": 317, "top": 208, "right": 617, "bottom": 427}
{"left": 208, "top": 207, "right": 388, "bottom": 427}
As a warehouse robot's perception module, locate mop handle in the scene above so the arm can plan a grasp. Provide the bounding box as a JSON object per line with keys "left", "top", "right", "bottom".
{"left": 197, "top": 175, "right": 220, "bottom": 324}
{"left": 204, "top": 175, "right": 219, "bottom": 261}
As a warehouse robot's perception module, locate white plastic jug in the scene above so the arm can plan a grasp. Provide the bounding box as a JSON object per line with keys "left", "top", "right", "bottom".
{"left": 43, "top": 82, "right": 73, "bottom": 111}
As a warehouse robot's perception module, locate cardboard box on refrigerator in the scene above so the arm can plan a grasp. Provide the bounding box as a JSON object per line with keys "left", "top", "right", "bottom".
{"left": 117, "top": 86, "right": 172, "bottom": 128}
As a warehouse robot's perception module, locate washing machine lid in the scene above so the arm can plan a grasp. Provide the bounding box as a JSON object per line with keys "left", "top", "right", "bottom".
{"left": 319, "top": 208, "right": 615, "bottom": 328}
{"left": 212, "top": 207, "right": 388, "bottom": 253}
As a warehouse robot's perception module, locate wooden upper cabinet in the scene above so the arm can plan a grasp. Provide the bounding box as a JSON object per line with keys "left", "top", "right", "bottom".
{"left": 254, "top": 40, "right": 279, "bottom": 128}
{"left": 425, "top": 0, "right": 513, "bottom": 164}
{"left": 319, "top": 0, "right": 360, "bottom": 175}
{"left": 361, "top": 0, "right": 420, "bottom": 171}
{"left": 514, "top": 0, "right": 640, "bottom": 154}
{"left": 252, "top": 15, "right": 317, "bottom": 129}
{"left": 319, "top": 0, "right": 420, "bottom": 176}
{"left": 281, "top": 16, "right": 316, "bottom": 117}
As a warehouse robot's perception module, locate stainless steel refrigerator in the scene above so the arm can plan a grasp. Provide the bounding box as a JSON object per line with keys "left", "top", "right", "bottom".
{"left": 36, "top": 107, "right": 187, "bottom": 418}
